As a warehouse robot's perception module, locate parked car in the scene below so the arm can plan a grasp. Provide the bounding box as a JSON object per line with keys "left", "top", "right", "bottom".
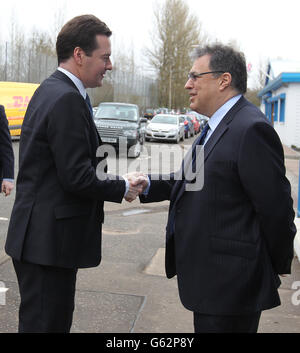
{"left": 188, "top": 111, "right": 209, "bottom": 131}
{"left": 144, "top": 108, "right": 155, "bottom": 120}
{"left": 199, "top": 116, "right": 209, "bottom": 130}
{"left": 92, "top": 107, "right": 98, "bottom": 116}
{"left": 93, "top": 102, "right": 147, "bottom": 158}
{"left": 180, "top": 115, "right": 194, "bottom": 138}
{"left": 187, "top": 114, "right": 201, "bottom": 134}
{"left": 156, "top": 107, "right": 169, "bottom": 115}
{"left": 145, "top": 114, "right": 185, "bottom": 143}
{"left": 185, "top": 116, "right": 196, "bottom": 136}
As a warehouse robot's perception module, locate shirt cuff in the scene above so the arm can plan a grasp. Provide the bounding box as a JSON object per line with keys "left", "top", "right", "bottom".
{"left": 123, "top": 178, "right": 130, "bottom": 198}
{"left": 142, "top": 176, "right": 151, "bottom": 195}
{"left": 3, "top": 179, "right": 14, "bottom": 183}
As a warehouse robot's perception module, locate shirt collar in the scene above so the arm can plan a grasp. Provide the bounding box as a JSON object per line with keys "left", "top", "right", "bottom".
{"left": 208, "top": 94, "right": 242, "bottom": 132}
{"left": 57, "top": 67, "right": 87, "bottom": 99}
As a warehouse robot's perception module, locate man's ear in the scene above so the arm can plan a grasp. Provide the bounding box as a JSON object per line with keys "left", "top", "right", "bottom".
{"left": 73, "top": 47, "right": 84, "bottom": 65}
{"left": 219, "top": 72, "right": 232, "bottom": 91}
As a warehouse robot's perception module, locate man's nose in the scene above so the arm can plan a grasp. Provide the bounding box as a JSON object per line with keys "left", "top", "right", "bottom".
{"left": 105, "top": 59, "right": 113, "bottom": 71}
{"left": 184, "top": 78, "right": 193, "bottom": 90}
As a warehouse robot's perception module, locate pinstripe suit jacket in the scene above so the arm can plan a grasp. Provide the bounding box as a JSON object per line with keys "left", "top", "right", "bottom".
{"left": 141, "top": 96, "right": 296, "bottom": 315}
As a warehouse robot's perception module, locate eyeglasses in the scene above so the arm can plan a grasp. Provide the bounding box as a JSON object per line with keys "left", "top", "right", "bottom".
{"left": 187, "top": 71, "right": 225, "bottom": 81}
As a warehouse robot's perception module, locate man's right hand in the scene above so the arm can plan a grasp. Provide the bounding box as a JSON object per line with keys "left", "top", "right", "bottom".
{"left": 123, "top": 172, "right": 149, "bottom": 202}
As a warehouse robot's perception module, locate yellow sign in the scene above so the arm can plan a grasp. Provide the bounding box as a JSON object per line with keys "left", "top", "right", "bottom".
{"left": 0, "top": 81, "right": 39, "bottom": 136}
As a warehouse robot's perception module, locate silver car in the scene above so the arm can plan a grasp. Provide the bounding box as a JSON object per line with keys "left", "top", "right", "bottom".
{"left": 145, "top": 114, "right": 185, "bottom": 143}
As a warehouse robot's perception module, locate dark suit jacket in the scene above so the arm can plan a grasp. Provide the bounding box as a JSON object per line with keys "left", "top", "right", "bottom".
{"left": 0, "top": 105, "right": 14, "bottom": 183}
{"left": 5, "top": 70, "right": 126, "bottom": 268}
{"left": 141, "top": 96, "right": 296, "bottom": 315}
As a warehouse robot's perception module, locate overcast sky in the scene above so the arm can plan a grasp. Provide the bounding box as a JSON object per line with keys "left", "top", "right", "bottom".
{"left": 1, "top": 0, "right": 299, "bottom": 88}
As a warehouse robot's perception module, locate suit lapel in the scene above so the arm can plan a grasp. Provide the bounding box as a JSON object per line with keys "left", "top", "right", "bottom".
{"left": 204, "top": 96, "right": 247, "bottom": 161}
{"left": 203, "top": 121, "right": 228, "bottom": 161}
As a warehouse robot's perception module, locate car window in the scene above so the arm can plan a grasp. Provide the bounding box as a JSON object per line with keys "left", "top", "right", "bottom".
{"left": 151, "top": 115, "right": 177, "bottom": 124}
{"left": 95, "top": 104, "right": 138, "bottom": 121}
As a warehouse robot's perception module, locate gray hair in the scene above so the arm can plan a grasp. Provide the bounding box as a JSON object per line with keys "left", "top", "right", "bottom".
{"left": 191, "top": 43, "right": 247, "bottom": 94}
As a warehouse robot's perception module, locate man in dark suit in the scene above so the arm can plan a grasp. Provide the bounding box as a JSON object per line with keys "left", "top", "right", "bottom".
{"left": 0, "top": 105, "right": 14, "bottom": 196}
{"left": 5, "top": 15, "right": 143, "bottom": 333}
{"left": 136, "top": 44, "right": 296, "bottom": 332}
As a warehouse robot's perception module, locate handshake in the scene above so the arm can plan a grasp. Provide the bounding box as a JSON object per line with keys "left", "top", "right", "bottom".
{"left": 123, "top": 172, "right": 149, "bottom": 202}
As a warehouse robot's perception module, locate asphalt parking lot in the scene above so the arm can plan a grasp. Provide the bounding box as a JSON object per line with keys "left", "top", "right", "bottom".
{"left": 0, "top": 137, "right": 300, "bottom": 333}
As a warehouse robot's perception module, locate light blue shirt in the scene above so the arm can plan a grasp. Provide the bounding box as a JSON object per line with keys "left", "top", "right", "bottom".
{"left": 57, "top": 67, "right": 130, "bottom": 197}
{"left": 203, "top": 94, "right": 242, "bottom": 145}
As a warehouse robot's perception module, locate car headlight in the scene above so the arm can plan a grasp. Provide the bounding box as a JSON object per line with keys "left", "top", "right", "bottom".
{"left": 123, "top": 130, "right": 137, "bottom": 137}
{"left": 168, "top": 129, "right": 178, "bottom": 134}
{"left": 146, "top": 127, "right": 153, "bottom": 133}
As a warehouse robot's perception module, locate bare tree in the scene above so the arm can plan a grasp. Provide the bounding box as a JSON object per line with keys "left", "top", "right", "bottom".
{"left": 26, "top": 29, "right": 56, "bottom": 83}
{"left": 0, "top": 4, "right": 157, "bottom": 112}
{"left": 245, "top": 58, "right": 269, "bottom": 107}
{"left": 50, "top": 2, "right": 67, "bottom": 49}
{"left": 145, "top": 0, "right": 207, "bottom": 110}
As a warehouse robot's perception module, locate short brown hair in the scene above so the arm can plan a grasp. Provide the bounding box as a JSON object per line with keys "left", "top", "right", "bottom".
{"left": 56, "top": 15, "right": 112, "bottom": 64}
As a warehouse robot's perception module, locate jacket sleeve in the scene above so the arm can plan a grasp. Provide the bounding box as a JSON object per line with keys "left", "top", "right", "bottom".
{"left": 238, "top": 121, "right": 296, "bottom": 274}
{"left": 47, "top": 92, "right": 125, "bottom": 203}
{"left": 140, "top": 173, "right": 176, "bottom": 203}
{"left": 0, "top": 106, "right": 14, "bottom": 179}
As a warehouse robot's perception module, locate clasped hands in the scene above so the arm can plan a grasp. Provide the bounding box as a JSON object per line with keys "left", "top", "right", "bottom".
{"left": 123, "top": 172, "right": 149, "bottom": 202}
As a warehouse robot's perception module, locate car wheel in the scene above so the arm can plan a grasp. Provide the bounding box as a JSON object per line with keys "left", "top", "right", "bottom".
{"left": 128, "top": 141, "right": 141, "bottom": 158}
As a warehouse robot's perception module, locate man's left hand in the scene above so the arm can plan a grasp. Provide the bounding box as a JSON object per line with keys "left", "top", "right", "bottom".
{"left": 1, "top": 180, "right": 14, "bottom": 196}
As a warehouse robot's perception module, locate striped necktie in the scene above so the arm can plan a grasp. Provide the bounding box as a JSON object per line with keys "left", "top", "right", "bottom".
{"left": 192, "top": 122, "right": 210, "bottom": 168}
{"left": 198, "top": 122, "right": 210, "bottom": 144}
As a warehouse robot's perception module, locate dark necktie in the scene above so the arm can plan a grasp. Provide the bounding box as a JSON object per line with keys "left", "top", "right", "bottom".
{"left": 85, "top": 93, "right": 101, "bottom": 143}
{"left": 166, "top": 122, "right": 210, "bottom": 239}
{"left": 192, "top": 122, "right": 210, "bottom": 168}
{"left": 85, "top": 94, "right": 93, "bottom": 118}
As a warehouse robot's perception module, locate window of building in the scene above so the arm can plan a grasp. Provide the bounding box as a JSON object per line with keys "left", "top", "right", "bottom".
{"left": 279, "top": 96, "right": 285, "bottom": 122}
{"left": 266, "top": 93, "right": 286, "bottom": 124}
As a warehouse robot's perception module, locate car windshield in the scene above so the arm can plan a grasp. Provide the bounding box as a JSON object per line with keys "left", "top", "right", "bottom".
{"left": 95, "top": 104, "right": 138, "bottom": 121}
{"left": 151, "top": 115, "right": 178, "bottom": 125}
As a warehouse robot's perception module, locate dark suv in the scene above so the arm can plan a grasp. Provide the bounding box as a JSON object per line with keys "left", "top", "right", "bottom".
{"left": 93, "top": 102, "right": 147, "bottom": 158}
